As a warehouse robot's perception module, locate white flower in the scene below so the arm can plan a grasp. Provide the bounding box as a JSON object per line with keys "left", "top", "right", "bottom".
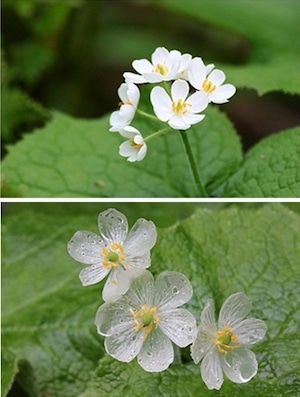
{"left": 67, "top": 208, "right": 157, "bottom": 301}
{"left": 123, "top": 47, "right": 181, "bottom": 84}
{"left": 109, "top": 83, "right": 140, "bottom": 131}
{"left": 119, "top": 126, "right": 147, "bottom": 162}
{"left": 191, "top": 292, "right": 267, "bottom": 390}
{"left": 150, "top": 79, "right": 208, "bottom": 130}
{"left": 95, "top": 270, "right": 197, "bottom": 372}
{"left": 188, "top": 58, "right": 236, "bottom": 104}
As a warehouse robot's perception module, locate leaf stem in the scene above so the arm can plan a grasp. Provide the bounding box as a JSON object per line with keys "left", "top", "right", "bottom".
{"left": 180, "top": 130, "right": 208, "bottom": 197}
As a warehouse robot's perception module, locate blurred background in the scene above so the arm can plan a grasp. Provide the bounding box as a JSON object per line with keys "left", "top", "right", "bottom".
{"left": 2, "top": 0, "right": 300, "bottom": 157}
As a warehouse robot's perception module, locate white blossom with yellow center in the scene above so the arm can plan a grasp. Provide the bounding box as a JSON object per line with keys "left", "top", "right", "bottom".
{"left": 191, "top": 292, "right": 267, "bottom": 390}
{"left": 118, "top": 126, "right": 147, "bottom": 162}
{"left": 109, "top": 83, "right": 140, "bottom": 132}
{"left": 95, "top": 270, "right": 197, "bottom": 372}
{"left": 123, "top": 46, "right": 182, "bottom": 84}
{"left": 150, "top": 79, "right": 209, "bottom": 130}
{"left": 67, "top": 208, "right": 157, "bottom": 301}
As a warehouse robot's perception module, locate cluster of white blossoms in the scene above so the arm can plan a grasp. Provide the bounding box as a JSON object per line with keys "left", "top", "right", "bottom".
{"left": 109, "top": 47, "right": 236, "bottom": 161}
{"left": 68, "top": 209, "right": 267, "bottom": 388}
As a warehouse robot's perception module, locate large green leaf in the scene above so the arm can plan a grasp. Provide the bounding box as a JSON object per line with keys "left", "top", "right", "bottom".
{"left": 220, "top": 127, "right": 300, "bottom": 197}
{"left": 1, "top": 107, "right": 242, "bottom": 197}
{"left": 2, "top": 204, "right": 300, "bottom": 396}
{"left": 157, "top": 0, "right": 300, "bottom": 95}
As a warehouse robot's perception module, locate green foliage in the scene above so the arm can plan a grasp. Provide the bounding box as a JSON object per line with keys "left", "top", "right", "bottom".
{"left": 2, "top": 204, "right": 300, "bottom": 396}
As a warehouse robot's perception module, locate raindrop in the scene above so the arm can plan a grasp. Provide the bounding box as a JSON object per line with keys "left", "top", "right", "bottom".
{"left": 147, "top": 351, "right": 152, "bottom": 357}
{"left": 172, "top": 286, "right": 179, "bottom": 294}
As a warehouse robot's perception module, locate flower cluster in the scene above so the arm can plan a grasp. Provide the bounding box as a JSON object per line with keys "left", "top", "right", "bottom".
{"left": 109, "top": 47, "right": 236, "bottom": 161}
{"left": 68, "top": 208, "right": 267, "bottom": 387}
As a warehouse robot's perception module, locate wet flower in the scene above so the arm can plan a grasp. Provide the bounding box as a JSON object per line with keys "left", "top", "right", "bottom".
{"left": 67, "top": 209, "right": 157, "bottom": 301}
{"left": 109, "top": 83, "right": 140, "bottom": 131}
{"left": 188, "top": 58, "right": 236, "bottom": 104}
{"left": 95, "top": 270, "right": 197, "bottom": 372}
{"left": 123, "top": 46, "right": 181, "bottom": 84}
{"left": 119, "top": 126, "right": 147, "bottom": 162}
{"left": 191, "top": 292, "right": 267, "bottom": 390}
{"left": 150, "top": 79, "right": 208, "bottom": 130}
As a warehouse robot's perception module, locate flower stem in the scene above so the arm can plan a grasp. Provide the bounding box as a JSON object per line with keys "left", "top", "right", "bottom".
{"left": 144, "top": 127, "right": 172, "bottom": 142}
{"left": 136, "top": 108, "right": 160, "bottom": 122}
{"left": 180, "top": 130, "right": 208, "bottom": 197}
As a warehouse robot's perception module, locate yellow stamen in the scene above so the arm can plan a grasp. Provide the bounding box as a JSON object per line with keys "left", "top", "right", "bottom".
{"left": 129, "top": 138, "right": 143, "bottom": 150}
{"left": 214, "top": 326, "right": 239, "bottom": 354}
{"left": 171, "top": 99, "right": 190, "bottom": 115}
{"left": 118, "top": 99, "right": 133, "bottom": 107}
{"left": 153, "top": 63, "right": 169, "bottom": 76}
{"left": 130, "top": 305, "right": 159, "bottom": 339}
{"left": 202, "top": 79, "right": 216, "bottom": 94}
{"left": 100, "top": 243, "right": 126, "bottom": 269}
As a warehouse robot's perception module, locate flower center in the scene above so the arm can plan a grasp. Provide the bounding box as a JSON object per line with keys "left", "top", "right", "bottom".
{"left": 154, "top": 63, "right": 169, "bottom": 76}
{"left": 214, "top": 326, "right": 239, "bottom": 354}
{"left": 130, "top": 304, "right": 159, "bottom": 339}
{"left": 100, "top": 243, "right": 126, "bottom": 269}
{"left": 202, "top": 79, "right": 216, "bottom": 94}
{"left": 172, "top": 99, "right": 190, "bottom": 115}
{"left": 119, "top": 99, "right": 133, "bottom": 107}
{"left": 129, "top": 137, "right": 143, "bottom": 150}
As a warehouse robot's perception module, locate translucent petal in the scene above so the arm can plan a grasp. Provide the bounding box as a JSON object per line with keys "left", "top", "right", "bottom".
{"left": 187, "top": 91, "right": 209, "bottom": 113}
{"left": 191, "top": 324, "right": 213, "bottom": 364}
{"left": 154, "top": 271, "right": 193, "bottom": 310}
{"left": 209, "top": 84, "right": 236, "bottom": 104}
{"left": 102, "top": 268, "right": 133, "bottom": 301}
{"left": 220, "top": 346, "right": 258, "bottom": 383}
{"left": 132, "top": 59, "right": 153, "bottom": 74}
{"left": 218, "top": 292, "right": 252, "bottom": 328}
{"left": 98, "top": 208, "right": 128, "bottom": 245}
{"left": 137, "top": 328, "right": 174, "bottom": 372}
{"left": 125, "top": 252, "right": 151, "bottom": 269}
{"left": 201, "top": 347, "right": 223, "bottom": 390}
{"left": 104, "top": 326, "right": 144, "bottom": 362}
{"left": 159, "top": 308, "right": 197, "bottom": 347}
{"left": 79, "top": 264, "right": 109, "bottom": 286}
{"left": 124, "top": 270, "right": 155, "bottom": 308}
{"left": 150, "top": 87, "right": 172, "bottom": 121}
{"left": 200, "top": 299, "right": 218, "bottom": 334}
{"left": 67, "top": 230, "right": 104, "bottom": 264}
{"left": 171, "top": 79, "right": 189, "bottom": 101}
{"left": 125, "top": 219, "right": 157, "bottom": 255}
{"left": 233, "top": 318, "right": 267, "bottom": 345}
{"left": 95, "top": 299, "right": 133, "bottom": 336}
{"left": 208, "top": 69, "right": 226, "bottom": 86}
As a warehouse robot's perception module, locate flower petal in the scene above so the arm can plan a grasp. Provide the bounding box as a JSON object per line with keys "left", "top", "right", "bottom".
{"left": 187, "top": 91, "right": 209, "bottom": 113}
{"left": 123, "top": 72, "right": 146, "bottom": 84}
{"left": 151, "top": 47, "right": 169, "bottom": 65}
{"left": 102, "top": 267, "right": 134, "bottom": 301}
{"left": 98, "top": 208, "right": 128, "bottom": 245}
{"left": 137, "top": 328, "right": 174, "bottom": 372}
{"left": 150, "top": 86, "right": 172, "bottom": 121}
{"left": 200, "top": 299, "right": 218, "bottom": 334}
{"left": 168, "top": 115, "right": 190, "bottom": 130}
{"left": 190, "top": 323, "right": 213, "bottom": 364}
{"left": 182, "top": 113, "right": 205, "bottom": 126}
{"left": 79, "top": 263, "right": 109, "bottom": 286}
{"left": 159, "top": 308, "right": 197, "bottom": 347}
{"left": 208, "top": 69, "right": 225, "bottom": 86}
{"left": 218, "top": 292, "right": 252, "bottom": 329}
{"left": 171, "top": 79, "right": 189, "bottom": 102}
{"left": 125, "top": 219, "right": 157, "bottom": 255}
{"left": 220, "top": 346, "right": 258, "bottom": 383}
{"left": 154, "top": 271, "right": 193, "bottom": 310}
{"left": 67, "top": 230, "right": 104, "bottom": 264}
{"left": 95, "top": 299, "right": 133, "bottom": 336}
{"left": 209, "top": 84, "right": 236, "bottom": 104}
{"left": 125, "top": 270, "right": 155, "bottom": 308}
{"left": 132, "top": 59, "right": 153, "bottom": 74}
{"left": 233, "top": 318, "right": 267, "bottom": 345}
{"left": 200, "top": 347, "right": 223, "bottom": 390}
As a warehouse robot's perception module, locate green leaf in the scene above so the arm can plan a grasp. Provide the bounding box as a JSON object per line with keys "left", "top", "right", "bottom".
{"left": 220, "top": 127, "right": 300, "bottom": 197}
{"left": 2, "top": 204, "right": 300, "bottom": 396}
{"left": 157, "top": 0, "right": 300, "bottom": 95}
{"left": 1, "top": 108, "right": 242, "bottom": 197}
